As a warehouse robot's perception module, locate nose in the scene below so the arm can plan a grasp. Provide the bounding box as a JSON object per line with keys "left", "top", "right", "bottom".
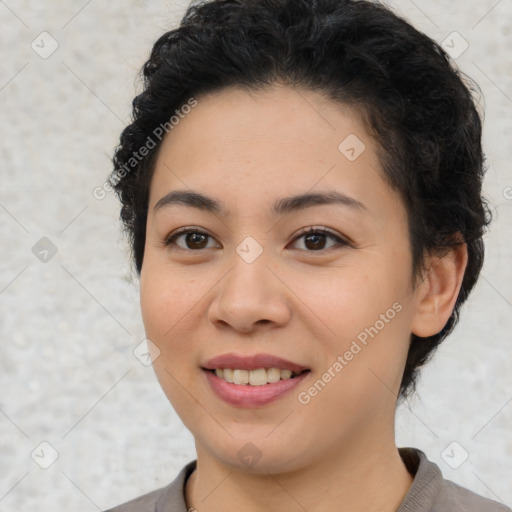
{"left": 207, "top": 250, "right": 292, "bottom": 334}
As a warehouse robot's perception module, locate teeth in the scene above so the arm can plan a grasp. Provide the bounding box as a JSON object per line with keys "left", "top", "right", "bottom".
{"left": 233, "top": 369, "right": 249, "bottom": 384}
{"left": 213, "top": 368, "right": 298, "bottom": 385}
{"left": 280, "top": 369, "right": 292, "bottom": 380}
{"left": 249, "top": 368, "right": 266, "bottom": 386}
{"left": 267, "top": 367, "right": 281, "bottom": 383}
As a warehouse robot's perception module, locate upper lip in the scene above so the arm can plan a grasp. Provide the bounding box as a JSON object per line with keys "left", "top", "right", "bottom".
{"left": 202, "top": 353, "right": 309, "bottom": 373}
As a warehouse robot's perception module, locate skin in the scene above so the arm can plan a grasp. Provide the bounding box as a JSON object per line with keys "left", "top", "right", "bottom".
{"left": 139, "top": 84, "right": 468, "bottom": 512}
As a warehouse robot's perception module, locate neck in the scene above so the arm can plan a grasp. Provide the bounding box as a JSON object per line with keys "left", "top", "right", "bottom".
{"left": 185, "top": 433, "right": 414, "bottom": 512}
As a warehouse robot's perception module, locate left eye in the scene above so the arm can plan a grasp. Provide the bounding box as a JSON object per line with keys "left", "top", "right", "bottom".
{"left": 290, "top": 227, "right": 348, "bottom": 251}
{"left": 164, "top": 227, "right": 348, "bottom": 252}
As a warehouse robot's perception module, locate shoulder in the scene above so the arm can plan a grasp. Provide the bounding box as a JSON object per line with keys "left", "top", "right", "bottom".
{"left": 102, "top": 460, "right": 197, "bottom": 512}
{"left": 398, "top": 447, "right": 511, "bottom": 512}
{"left": 102, "top": 486, "right": 164, "bottom": 512}
{"left": 437, "top": 478, "right": 512, "bottom": 512}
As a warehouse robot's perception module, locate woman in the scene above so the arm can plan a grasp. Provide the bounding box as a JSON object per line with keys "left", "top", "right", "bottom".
{"left": 104, "top": 0, "right": 510, "bottom": 510}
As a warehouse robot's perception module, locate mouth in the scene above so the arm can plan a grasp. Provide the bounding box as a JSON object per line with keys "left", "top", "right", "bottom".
{"left": 202, "top": 366, "right": 311, "bottom": 408}
{"left": 202, "top": 367, "right": 311, "bottom": 386}
{"left": 202, "top": 352, "right": 310, "bottom": 374}
{"left": 200, "top": 352, "right": 311, "bottom": 406}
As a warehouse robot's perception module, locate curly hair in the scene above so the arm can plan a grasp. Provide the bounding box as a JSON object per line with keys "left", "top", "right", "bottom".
{"left": 110, "top": 0, "right": 491, "bottom": 401}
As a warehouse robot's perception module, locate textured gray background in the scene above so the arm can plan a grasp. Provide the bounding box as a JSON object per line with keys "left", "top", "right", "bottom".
{"left": 0, "top": 0, "right": 511, "bottom": 510}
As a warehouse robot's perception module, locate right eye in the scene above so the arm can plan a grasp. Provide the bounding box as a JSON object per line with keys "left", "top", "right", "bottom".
{"left": 164, "top": 228, "right": 221, "bottom": 251}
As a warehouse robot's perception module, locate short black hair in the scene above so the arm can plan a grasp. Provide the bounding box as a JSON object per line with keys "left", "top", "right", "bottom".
{"left": 110, "top": 0, "right": 491, "bottom": 401}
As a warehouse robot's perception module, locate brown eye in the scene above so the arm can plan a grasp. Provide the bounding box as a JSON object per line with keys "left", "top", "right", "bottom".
{"left": 163, "top": 226, "right": 349, "bottom": 253}
{"left": 164, "top": 229, "right": 219, "bottom": 250}
{"left": 290, "top": 227, "right": 348, "bottom": 252}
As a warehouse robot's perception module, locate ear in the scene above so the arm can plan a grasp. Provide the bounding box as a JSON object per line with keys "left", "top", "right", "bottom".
{"left": 411, "top": 241, "right": 468, "bottom": 338}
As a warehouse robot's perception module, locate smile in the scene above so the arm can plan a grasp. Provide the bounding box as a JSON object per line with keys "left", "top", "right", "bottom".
{"left": 209, "top": 367, "right": 307, "bottom": 385}
{"left": 203, "top": 368, "right": 311, "bottom": 408}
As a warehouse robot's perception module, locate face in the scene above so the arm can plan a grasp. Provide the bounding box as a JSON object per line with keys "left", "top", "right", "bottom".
{"left": 140, "top": 85, "right": 424, "bottom": 474}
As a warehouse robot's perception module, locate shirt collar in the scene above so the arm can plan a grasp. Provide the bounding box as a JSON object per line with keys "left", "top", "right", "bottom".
{"left": 156, "top": 447, "right": 442, "bottom": 512}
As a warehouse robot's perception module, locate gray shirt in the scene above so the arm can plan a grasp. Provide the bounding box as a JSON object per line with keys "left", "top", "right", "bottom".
{"left": 103, "top": 447, "right": 511, "bottom": 511}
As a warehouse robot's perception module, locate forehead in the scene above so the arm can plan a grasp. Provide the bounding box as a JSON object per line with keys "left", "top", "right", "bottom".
{"left": 148, "top": 84, "right": 398, "bottom": 219}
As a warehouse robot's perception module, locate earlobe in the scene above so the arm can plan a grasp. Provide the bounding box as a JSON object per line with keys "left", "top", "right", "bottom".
{"left": 411, "top": 242, "right": 468, "bottom": 338}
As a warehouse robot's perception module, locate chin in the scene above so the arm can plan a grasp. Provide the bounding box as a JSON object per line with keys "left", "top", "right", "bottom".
{"left": 200, "top": 436, "right": 313, "bottom": 475}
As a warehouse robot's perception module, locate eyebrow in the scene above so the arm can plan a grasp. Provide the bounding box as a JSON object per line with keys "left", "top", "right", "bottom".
{"left": 153, "top": 189, "right": 368, "bottom": 216}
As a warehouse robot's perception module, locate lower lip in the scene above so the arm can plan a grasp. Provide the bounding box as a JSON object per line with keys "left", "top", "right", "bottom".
{"left": 203, "top": 369, "right": 310, "bottom": 408}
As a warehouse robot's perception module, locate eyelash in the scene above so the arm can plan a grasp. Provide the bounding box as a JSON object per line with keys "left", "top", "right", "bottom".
{"left": 163, "top": 226, "right": 350, "bottom": 253}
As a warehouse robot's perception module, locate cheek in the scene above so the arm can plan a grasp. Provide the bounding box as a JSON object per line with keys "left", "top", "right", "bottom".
{"left": 298, "top": 314, "right": 410, "bottom": 434}
{"left": 290, "top": 263, "right": 397, "bottom": 338}
{"left": 140, "top": 261, "right": 201, "bottom": 335}
{"left": 294, "top": 265, "right": 411, "bottom": 399}
{"left": 140, "top": 274, "right": 169, "bottom": 339}
{"left": 139, "top": 268, "right": 201, "bottom": 378}
{"left": 139, "top": 269, "right": 204, "bottom": 413}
